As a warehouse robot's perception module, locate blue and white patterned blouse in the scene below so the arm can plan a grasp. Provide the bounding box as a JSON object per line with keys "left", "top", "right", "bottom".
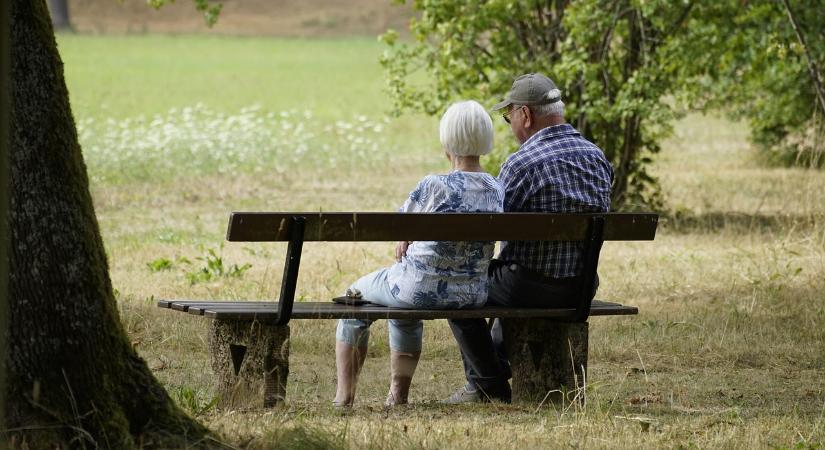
{"left": 385, "top": 171, "right": 505, "bottom": 309}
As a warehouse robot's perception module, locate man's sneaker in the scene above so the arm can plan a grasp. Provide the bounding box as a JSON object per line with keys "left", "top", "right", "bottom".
{"left": 441, "top": 385, "right": 482, "bottom": 404}
{"left": 442, "top": 384, "right": 513, "bottom": 404}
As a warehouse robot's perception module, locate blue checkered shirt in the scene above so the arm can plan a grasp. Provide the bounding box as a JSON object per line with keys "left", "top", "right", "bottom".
{"left": 498, "top": 124, "right": 613, "bottom": 279}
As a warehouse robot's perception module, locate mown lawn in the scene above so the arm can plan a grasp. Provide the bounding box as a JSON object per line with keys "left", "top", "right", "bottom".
{"left": 60, "top": 34, "right": 825, "bottom": 449}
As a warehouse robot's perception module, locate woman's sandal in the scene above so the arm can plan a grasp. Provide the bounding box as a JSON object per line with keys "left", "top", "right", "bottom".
{"left": 332, "top": 288, "right": 372, "bottom": 306}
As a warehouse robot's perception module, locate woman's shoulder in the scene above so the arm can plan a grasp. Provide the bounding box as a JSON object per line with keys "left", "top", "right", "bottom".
{"left": 407, "top": 174, "right": 446, "bottom": 203}
{"left": 457, "top": 171, "right": 503, "bottom": 190}
{"left": 413, "top": 171, "right": 502, "bottom": 197}
{"left": 412, "top": 174, "right": 448, "bottom": 192}
{"left": 471, "top": 171, "right": 502, "bottom": 184}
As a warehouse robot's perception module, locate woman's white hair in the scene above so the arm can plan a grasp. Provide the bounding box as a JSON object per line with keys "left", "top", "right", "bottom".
{"left": 439, "top": 100, "right": 494, "bottom": 156}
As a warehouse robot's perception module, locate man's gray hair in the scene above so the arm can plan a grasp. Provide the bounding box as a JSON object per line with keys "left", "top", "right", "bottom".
{"left": 523, "top": 88, "right": 565, "bottom": 117}
{"left": 531, "top": 100, "right": 565, "bottom": 117}
{"left": 439, "top": 100, "right": 494, "bottom": 156}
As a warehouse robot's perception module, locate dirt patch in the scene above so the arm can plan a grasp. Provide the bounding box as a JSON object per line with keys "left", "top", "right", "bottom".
{"left": 67, "top": 0, "right": 414, "bottom": 37}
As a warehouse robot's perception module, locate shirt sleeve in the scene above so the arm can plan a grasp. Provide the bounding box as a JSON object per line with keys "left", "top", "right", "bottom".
{"left": 399, "top": 176, "right": 436, "bottom": 213}
{"left": 498, "top": 160, "right": 531, "bottom": 212}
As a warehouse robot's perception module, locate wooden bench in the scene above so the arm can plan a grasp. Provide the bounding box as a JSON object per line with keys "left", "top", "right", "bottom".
{"left": 158, "top": 212, "right": 658, "bottom": 408}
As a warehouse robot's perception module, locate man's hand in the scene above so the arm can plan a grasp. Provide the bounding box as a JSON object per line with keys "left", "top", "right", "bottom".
{"left": 395, "top": 241, "right": 412, "bottom": 262}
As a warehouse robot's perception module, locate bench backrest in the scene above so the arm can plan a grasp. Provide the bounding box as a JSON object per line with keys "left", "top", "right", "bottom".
{"left": 227, "top": 212, "right": 658, "bottom": 242}
{"left": 226, "top": 212, "right": 659, "bottom": 325}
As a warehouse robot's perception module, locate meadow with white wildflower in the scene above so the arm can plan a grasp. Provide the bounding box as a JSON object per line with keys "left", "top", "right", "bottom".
{"left": 78, "top": 104, "right": 390, "bottom": 183}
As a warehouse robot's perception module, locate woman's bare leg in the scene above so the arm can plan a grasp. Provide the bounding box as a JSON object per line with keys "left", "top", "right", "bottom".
{"left": 333, "top": 341, "right": 368, "bottom": 407}
{"left": 385, "top": 350, "right": 421, "bottom": 406}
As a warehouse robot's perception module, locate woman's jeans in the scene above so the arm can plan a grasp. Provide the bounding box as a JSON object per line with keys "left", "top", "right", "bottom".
{"left": 335, "top": 268, "right": 423, "bottom": 353}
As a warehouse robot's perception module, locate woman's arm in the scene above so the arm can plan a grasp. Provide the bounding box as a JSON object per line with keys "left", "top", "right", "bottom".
{"left": 394, "top": 176, "right": 437, "bottom": 261}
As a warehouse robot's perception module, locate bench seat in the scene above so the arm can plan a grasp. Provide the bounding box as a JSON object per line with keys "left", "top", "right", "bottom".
{"left": 158, "top": 299, "right": 638, "bottom": 320}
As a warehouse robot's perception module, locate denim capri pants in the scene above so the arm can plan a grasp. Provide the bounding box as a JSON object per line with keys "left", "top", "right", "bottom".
{"left": 335, "top": 268, "right": 423, "bottom": 353}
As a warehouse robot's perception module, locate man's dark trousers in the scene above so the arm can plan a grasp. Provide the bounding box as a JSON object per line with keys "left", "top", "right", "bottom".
{"left": 448, "top": 259, "right": 594, "bottom": 400}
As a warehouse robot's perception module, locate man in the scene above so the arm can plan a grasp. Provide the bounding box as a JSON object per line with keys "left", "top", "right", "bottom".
{"left": 444, "top": 73, "right": 614, "bottom": 403}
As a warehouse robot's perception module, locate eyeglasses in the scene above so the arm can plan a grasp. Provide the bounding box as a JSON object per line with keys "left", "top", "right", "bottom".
{"left": 502, "top": 106, "right": 525, "bottom": 124}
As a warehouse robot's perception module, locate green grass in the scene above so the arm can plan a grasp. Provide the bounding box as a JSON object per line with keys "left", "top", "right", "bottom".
{"left": 59, "top": 34, "right": 392, "bottom": 118}
{"left": 60, "top": 34, "right": 825, "bottom": 449}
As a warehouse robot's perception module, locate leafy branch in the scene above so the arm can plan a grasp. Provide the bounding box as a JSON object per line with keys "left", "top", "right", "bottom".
{"left": 146, "top": 0, "right": 223, "bottom": 27}
{"left": 781, "top": 0, "right": 825, "bottom": 115}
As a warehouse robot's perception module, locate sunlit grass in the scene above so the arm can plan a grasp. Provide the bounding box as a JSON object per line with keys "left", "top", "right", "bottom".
{"left": 654, "top": 113, "right": 825, "bottom": 217}
{"left": 58, "top": 34, "right": 392, "bottom": 119}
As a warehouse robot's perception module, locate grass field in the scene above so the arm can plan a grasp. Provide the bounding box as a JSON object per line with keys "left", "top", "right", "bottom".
{"left": 58, "top": 34, "right": 825, "bottom": 449}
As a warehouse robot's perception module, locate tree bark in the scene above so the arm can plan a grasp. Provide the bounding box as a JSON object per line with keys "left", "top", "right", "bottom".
{"left": 1, "top": 0, "right": 11, "bottom": 433}
{"left": 5, "top": 0, "right": 216, "bottom": 447}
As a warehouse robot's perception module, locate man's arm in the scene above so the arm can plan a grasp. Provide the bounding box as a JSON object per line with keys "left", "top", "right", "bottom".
{"left": 498, "top": 160, "right": 531, "bottom": 212}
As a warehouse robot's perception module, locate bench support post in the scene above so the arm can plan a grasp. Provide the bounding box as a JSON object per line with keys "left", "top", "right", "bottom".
{"left": 572, "top": 216, "right": 605, "bottom": 322}
{"left": 209, "top": 319, "right": 290, "bottom": 409}
{"left": 502, "top": 319, "right": 588, "bottom": 404}
{"left": 275, "top": 216, "right": 305, "bottom": 326}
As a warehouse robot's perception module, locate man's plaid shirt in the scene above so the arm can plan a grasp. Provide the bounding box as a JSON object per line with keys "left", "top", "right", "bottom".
{"left": 498, "top": 124, "right": 613, "bottom": 279}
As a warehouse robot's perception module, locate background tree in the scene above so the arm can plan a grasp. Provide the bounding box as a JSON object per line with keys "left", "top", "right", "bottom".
{"left": 382, "top": 0, "right": 702, "bottom": 209}
{"left": 4, "top": 0, "right": 220, "bottom": 446}
{"left": 149, "top": 0, "right": 223, "bottom": 27}
{"left": 381, "top": 0, "right": 825, "bottom": 209}
{"left": 46, "top": 0, "right": 71, "bottom": 31}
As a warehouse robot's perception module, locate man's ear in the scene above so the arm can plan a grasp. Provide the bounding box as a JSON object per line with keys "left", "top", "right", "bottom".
{"left": 522, "top": 107, "right": 533, "bottom": 129}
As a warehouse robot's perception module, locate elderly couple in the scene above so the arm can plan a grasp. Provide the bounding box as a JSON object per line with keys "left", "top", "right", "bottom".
{"left": 333, "top": 73, "right": 614, "bottom": 407}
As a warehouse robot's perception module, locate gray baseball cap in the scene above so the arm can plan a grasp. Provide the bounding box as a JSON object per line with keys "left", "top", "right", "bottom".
{"left": 492, "top": 73, "right": 562, "bottom": 111}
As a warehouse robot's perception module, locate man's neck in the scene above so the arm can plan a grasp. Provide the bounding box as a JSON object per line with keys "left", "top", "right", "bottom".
{"left": 522, "top": 115, "right": 566, "bottom": 143}
{"left": 536, "top": 114, "right": 565, "bottom": 129}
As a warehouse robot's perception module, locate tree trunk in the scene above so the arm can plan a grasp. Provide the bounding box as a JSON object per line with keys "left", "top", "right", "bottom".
{"left": 5, "top": 0, "right": 216, "bottom": 447}
{"left": 502, "top": 319, "right": 588, "bottom": 404}
{"left": 209, "top": 320, "right": 290, "bottom": 409}
{"left": 46, "top": 0, "right": 70, "bottom": 31}
{"left": 1, "top": 0, "right": 11, "bottom": 432}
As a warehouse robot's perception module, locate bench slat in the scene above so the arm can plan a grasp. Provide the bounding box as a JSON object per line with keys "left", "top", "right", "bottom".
{"left": 227, "top": 212, "right": 658, "bottom": 242}
{"left": 157, "top": 300, "right": 637, "bottom": 320}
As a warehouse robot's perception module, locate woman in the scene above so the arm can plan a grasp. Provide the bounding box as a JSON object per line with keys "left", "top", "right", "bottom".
{"left": 333, "top": 100, "right": 504, "bottom": 407}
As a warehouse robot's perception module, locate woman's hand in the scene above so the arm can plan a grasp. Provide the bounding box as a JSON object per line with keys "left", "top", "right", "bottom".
{"left": 395, "top": 241, "right": 412, "bottom": 262}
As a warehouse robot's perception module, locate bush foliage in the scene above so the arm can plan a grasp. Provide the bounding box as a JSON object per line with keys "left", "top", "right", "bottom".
{"left": 681, "top": 0, "right": 824, "bottom": 168}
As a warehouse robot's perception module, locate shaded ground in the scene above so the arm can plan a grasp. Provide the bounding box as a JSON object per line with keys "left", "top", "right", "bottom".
{"left": 67, "top": 0, "right": 413, "bottom": 37}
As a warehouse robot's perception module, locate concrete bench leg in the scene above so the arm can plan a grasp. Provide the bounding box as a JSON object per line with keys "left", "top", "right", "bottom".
{"left": 502, "top": 319, "right": 588, "bottom": 404}
{"left": 208, "top": 319, "right": 290, "bottom": 409}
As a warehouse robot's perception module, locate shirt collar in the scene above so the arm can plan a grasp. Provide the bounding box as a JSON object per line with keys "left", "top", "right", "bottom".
{"left": 521, "top": 123, "right": 579, "bottom": 149}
